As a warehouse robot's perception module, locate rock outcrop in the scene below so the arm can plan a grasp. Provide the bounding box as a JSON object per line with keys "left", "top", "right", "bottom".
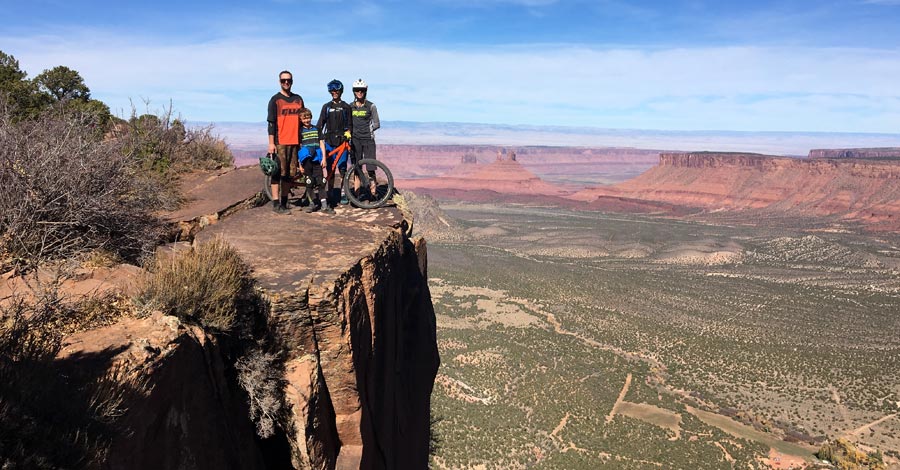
{"left": 396, "top": 158, "right": 567, "bottom": 198}
{"left": 571, "top": 152, "right": 900, "bottom": 230}
{"left": 197, "top": 203, "right": 439, "bottom": 469}
{"left": 33, "top": 167, "right": 439, "bottom": 469}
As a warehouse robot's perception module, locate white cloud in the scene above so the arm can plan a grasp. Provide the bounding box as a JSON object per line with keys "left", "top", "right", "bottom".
{"left": 5, "top": 31, "right": 900, "bottom": 132}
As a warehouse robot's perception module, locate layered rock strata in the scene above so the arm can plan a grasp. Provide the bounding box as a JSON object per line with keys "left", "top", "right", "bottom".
{"left": 196, "top": 201, "right": 439, "bottom": 469}
{"left": 571, "top": 152, "right": 900, "bottom": 229}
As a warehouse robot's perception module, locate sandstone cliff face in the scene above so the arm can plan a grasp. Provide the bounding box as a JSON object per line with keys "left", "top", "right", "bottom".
{"left": 571, "top": 152, "right": 900, "bottom": 230}
{"left": 195, "top": 184, "right": 439, "bottom": 469}
{"left": 45, "top": 168, "right": 439, "bottom": 470}
{"left": 59, "top": 314, "right": 267, "bottom": 470}
{"left": 397, "top": 159, "right": 567, "bottom": 197}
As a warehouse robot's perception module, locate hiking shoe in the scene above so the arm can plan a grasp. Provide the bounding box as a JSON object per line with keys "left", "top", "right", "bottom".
{"left": 322, "top": 205, "right": 335, "bottom": 214}
{"left": 274, "top": 205, "right": 291, "bottom": 215}
{"left": 304, "top": 204, "right": 319, "bottom": 213}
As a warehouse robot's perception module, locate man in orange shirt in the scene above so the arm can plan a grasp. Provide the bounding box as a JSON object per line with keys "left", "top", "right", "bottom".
{"left": 266, "top": 70, "right": 304, "bottom": 214}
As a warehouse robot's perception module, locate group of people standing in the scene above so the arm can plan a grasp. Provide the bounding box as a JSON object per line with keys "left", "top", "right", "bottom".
{"left": 266, "top": 70, "right": 380, "bottom": 214}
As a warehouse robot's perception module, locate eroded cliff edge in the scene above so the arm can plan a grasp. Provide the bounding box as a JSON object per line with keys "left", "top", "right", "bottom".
{"left": 195, "top": 201, "right": 439, "bottom": 469}
{"left": 33, "top": 167, "right": 439, "bottom": 470}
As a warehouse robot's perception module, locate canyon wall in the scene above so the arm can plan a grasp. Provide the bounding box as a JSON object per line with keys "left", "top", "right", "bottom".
{"left": 572, "top": 152, "right": 900, "bottom": 229}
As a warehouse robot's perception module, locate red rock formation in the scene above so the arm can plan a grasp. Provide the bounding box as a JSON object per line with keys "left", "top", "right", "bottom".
{"left": 58, "top": 314, "right": 267, "bottom": 470}
{"left": 32, "top": 168, "right": 439, "bottom": 470}
{"left": 397, "top": 158, "right": 568, "bottom": 196}
{"left": 196, "top": 203, "right": 439, "bottom": 469}
{"left": 571, "top": 152, "right": 900, "bottom": 230}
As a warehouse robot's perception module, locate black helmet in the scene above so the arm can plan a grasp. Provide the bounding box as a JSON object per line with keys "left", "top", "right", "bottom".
{"left": 327, "top": 79, "right": 344, "bottom": 92}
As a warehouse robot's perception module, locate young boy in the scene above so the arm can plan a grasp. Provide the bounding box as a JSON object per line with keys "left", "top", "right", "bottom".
{"left": 298, "top": 108, "right": 325, "bottom": 213}
{"left": 317, "top": 79, "right": 352, "bottom": 212}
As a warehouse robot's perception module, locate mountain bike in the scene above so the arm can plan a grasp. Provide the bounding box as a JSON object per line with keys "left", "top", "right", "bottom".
{"left": 263, "top": 144, "right": 394, "bottom": 209}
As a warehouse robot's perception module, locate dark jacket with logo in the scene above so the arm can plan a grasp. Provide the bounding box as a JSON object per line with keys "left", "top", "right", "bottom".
{"left": 350, "top": 100, "right": 380, "bottom": 141}
{"left": 316, "top": 100, "right": 352, "bottom": 147}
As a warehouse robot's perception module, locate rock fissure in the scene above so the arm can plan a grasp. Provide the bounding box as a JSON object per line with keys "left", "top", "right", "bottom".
{"left": 35, "top": 167, "right": 439, "bottom": 470}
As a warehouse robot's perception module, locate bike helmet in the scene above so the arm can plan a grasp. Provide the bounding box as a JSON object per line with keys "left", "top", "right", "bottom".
{"left": 327, "top": 79, "right": 344, "bottom": 92}
{"left": 352, "top": 78, "right": 368, "bottom": 91}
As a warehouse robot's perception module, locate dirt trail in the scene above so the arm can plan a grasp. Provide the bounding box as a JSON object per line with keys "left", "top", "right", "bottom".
{"left": 606, "top": 373, "right": 633, "bottom": 424}
{"left": 829, "top": 385, "right": 851, "bottom": 426}
{"left": 551, "top": 413, "right": 571, "bottom": 438}
{"left": 843, "top": 413, "right": 898, "bottom": 438}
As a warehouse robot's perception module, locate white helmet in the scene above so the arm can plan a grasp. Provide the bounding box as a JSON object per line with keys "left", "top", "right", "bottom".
{"left": 352, "top": 78, "right": 368, "bottom": 90}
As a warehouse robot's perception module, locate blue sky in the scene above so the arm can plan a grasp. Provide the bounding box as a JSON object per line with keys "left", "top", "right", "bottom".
{"left": 2, "top": 0, "right": 900, "bottom": 133}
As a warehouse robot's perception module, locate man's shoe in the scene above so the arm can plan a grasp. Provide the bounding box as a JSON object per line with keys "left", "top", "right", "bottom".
{"left": 340, "top": 194, "right": 349, "bottom": 205}
{"left": 304, "top": 204, "right": 319, "bottom": 213}
{"left": 274, "top": 205, "right": 291, "bottom": 215}
{"left": 322, "top": 205, "right": 335, "bottom": 214}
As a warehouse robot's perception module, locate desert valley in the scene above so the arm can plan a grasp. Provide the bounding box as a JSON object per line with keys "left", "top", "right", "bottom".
{"left": 231, "top": 133, "right": 900, "bottom": 468}
{"left": 384, "top": 143, "right": 900, "bottom": 469}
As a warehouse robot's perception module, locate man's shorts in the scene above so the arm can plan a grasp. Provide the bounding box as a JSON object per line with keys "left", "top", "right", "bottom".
{"left": 324, "top": 142, "right": 349, "bottom": 175}
{"left": 275, "top": 145, "right": 299, "bottom": 182}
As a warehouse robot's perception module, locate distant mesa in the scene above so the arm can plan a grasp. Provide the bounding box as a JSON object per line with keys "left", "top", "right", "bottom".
{"left": 398, "top": 148, "right": 566, "bottom": 197}
{"left": 808, "top": 147, "right": 900, "bottom": 159}
{"left": 571, "top": 150, "right": 900, "bottom": 231}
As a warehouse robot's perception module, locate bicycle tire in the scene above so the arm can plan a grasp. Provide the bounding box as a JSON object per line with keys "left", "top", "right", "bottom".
{"left": 342, "top": 159, "right": 394, "bottom": 209}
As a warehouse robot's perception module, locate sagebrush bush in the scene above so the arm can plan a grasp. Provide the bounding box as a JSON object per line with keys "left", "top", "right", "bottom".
{"left": 0, "top": 98, "right": 167, "bottom": 271}
{"left": 137, "top": 238, "right": 248, "bottom": 331}
{"left": 115, "top": 104, "right": 233, "bottom": 175}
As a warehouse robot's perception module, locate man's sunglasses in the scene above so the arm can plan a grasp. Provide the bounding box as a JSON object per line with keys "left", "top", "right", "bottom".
{"left": 280, "top": 78, "right": 293, "bottom": 84}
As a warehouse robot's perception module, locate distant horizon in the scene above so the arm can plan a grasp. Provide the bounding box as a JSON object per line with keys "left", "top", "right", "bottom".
{"left": 208, "top": 120, "right": 900, "bottom": 157}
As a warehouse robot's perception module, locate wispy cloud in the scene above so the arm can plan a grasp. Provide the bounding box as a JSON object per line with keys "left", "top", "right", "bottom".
{"left": 4, "top": 29, "right": 900, "bottom": 132}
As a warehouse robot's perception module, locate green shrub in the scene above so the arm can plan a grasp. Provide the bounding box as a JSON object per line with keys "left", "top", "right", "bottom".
{"left": 136, "top": 238, "right": 248, "bottom": 331}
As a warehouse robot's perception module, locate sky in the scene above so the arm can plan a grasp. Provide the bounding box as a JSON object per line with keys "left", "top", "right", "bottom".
{"left": 2, "top": 0, "right": 900, "bottom": 133}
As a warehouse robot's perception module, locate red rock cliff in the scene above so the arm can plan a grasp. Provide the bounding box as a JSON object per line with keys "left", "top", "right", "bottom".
{"left": 42, "top": 168, "right": 439, "bottom": 470}
{"left": 571, "top": 152, "right": 900, "bottom": 229}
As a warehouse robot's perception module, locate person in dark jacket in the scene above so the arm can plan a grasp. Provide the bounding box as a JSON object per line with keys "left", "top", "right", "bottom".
{"left": 317, "top": 79, "right": 352, "bottom": 212}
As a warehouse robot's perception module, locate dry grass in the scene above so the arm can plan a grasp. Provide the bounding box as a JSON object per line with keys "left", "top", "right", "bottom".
{"left": 136, "top": 238, "right": 248, "bottom": 332}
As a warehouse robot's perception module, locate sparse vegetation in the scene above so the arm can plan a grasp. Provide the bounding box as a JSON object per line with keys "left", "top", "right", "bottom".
{"left": 0, "top": 50, "right": 234, "bottom": 273}
{"left": 425, "top": 202, "right": 900, "bottom": 469}
{"left": 0, "top": 283, "right": 140, "bottom": 469}
{"left": 136, "top": 238, "right": 249, "bottom": 332}
{"left": 0, "top": 97, "right": 166, "bottom": 271}
{"left": 235, "top": 348, "right": 287, "bottom": 439}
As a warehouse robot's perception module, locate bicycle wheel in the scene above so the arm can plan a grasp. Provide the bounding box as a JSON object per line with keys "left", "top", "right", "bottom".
{"left": 343, "top": 159, "right": 394, "bottom": 209}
